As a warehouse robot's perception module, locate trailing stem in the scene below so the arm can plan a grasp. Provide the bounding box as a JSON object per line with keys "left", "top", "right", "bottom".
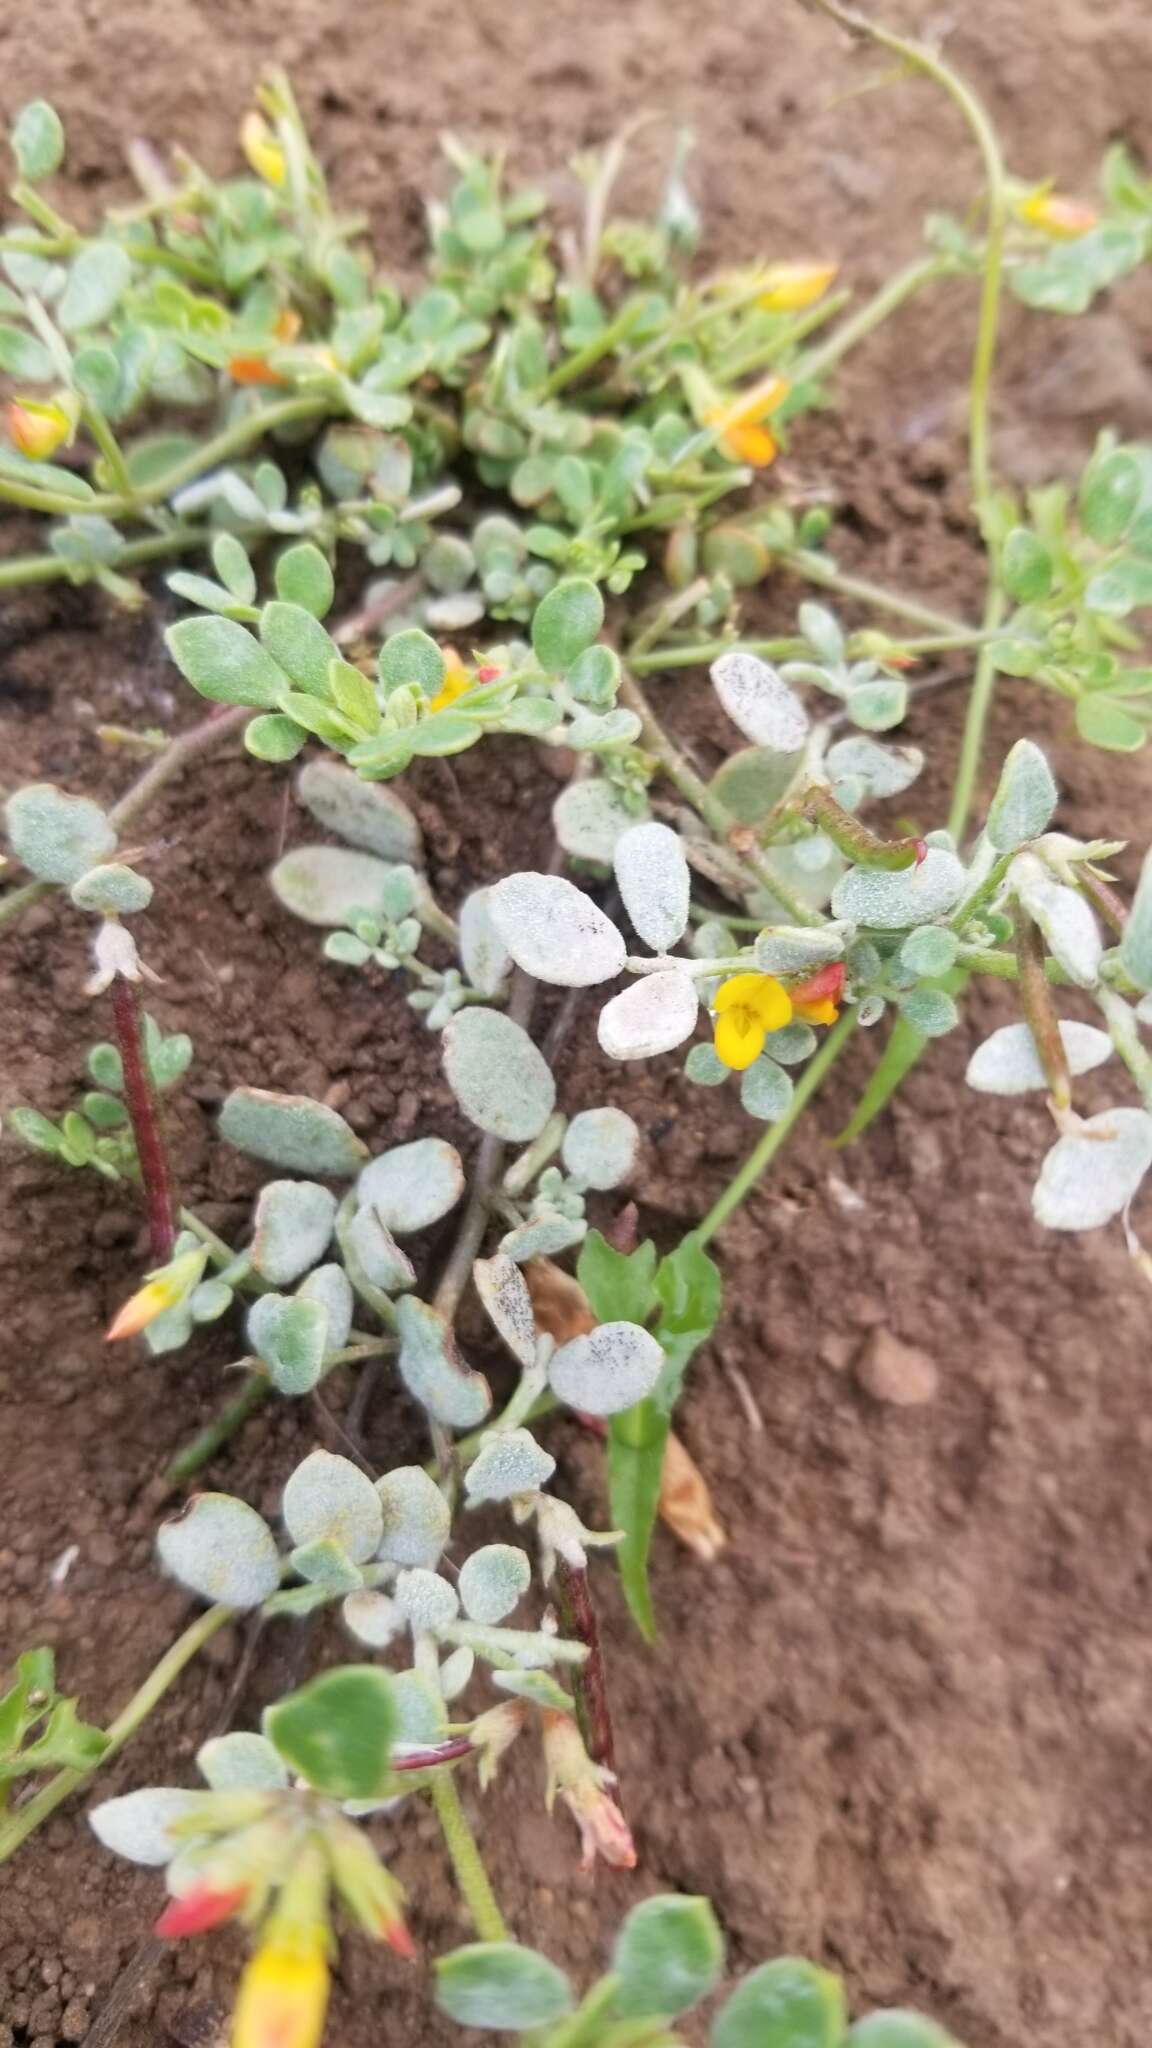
{"left": 430, "top": 1770, "right": 510, "bottom": 1942}
{"left": 111, "top": 974, "right": 177, "bottom": 1261}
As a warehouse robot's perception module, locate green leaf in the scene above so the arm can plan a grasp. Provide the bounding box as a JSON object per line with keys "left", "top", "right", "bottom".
{"left": 260, "top": 601, "right": 340, "bottom": 696}
{"left": 275, "top": 542, "right": 335, "bottom": 618}
{"left": 614, "top": 1895, "right": 724, "bottom": 2019}
{"left": 245, "top": 713, "right": 309, "bottom": 761}
{"left": 5, "top": 782, "right": 117, "bottom": 883}
{"left": 11, "top": 101, "right": 65, "bottom": 181}
{"left": 898, "top": 987, "right": 958, "bottom": 1037}
{"left": 0, "top": 324, "right": 54, "bottom": 381}
{"left": 1084, "top": 559, "right": 1152, "bottom": 616}
{"left": 71, "top": 344, "right": 120, "bottom": 413}
{"left": 577, "top": 1230, "right": 658, "bottom": 1326}
{"left": 212, "top": 532, "right": 257, "bottom": 605}
{"left": 984, "top": 737, "right": 1058, "bottom": 850}
{"left": 156, "top": 1493, "right": 281, "bottom": 1609}
{"left": 651, "top": 1232, "right": 722, "bottom": 1405}
{"left": 435, "top": 1943, "right": 574, "bottom": 2030}
{"left": 379, "top": 626, "right": 445, "bottom": 695}
{"left": 608, "top": 1398, "right": 667, "bottom": 1641}
{"left": 1079, "top": 448, "right": 1142, "bottom": 545}
{"left": 328, "top": 659, "right": 381, "bottom": 732}
{"left": 58, "top": 242, "right": 132, "bottom": 332}
{"left": 264, "top": 1666, "right": 397, "bottom": 1799}
{"left": 218, "top": 1086, "right": 368, "bottom": 1175}
{"left": 1001, "top": 528, "right": 1052, "bottom": 604}
{"left": 846, "top": 2015, "right": 956, "bottom": 2048}
{"left": 1011, "top": 224, "right": 1145, "bottom": 314}
{"left": 711, "top": 1957, "right": 846, "bottom": 2048}
{"left": 165, "top": 615, "right": 287, "bottom": 708}
{"left": 1120, "top": 848, "right": 1152, "bottom": 991}
{"left": 531, "top": 576, "right": 604, "bottom": 674}
{"left": 1074, "top": 694, "right": 1147, "bottom": 750}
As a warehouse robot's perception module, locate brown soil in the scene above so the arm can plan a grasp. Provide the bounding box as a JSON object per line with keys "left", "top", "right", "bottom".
{"left": 3, "top": 3, "right": 1152, "bottom": 2045}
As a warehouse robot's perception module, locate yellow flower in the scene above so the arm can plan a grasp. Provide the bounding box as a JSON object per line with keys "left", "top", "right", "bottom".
{"left": 105, "top": 1247, "right": 207, "bottom": 1342}
{"left": 232, "top": 1936, "right": 329, "bottom": 2048}
{"left": 1016, "top": 189, "right": 1097, "bottom": 239}
{"left": 240, "top": 111, "right": 287, "bottom": 189}
{"left": 428, "top": 663, "right": 472, "bottom": 713}
{"left": 6, "top": 396, "right": 72, "bottom": 461}
{"left": 756, "top": 260, "right": 838, "bottom": 312}
{"left": 706, "top": 374, "right": 790, "bottom": 468}
{"left": 712, "top": 972, "right": 793, "bottom": 1071}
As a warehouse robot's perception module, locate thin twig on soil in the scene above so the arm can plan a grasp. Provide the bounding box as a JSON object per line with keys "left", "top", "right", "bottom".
{"left": 554, "top": 1558, "right": 617, "bottom": 1775}
{"left": 111, "top": 974, "right": 177, "bottom": 1261}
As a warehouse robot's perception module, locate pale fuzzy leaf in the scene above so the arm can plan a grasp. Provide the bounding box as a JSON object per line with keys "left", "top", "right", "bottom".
{"left": 710, "top": 650, "right": 810, "bottom": 751}
{"left": 296, "top": 758, "right": 422, "bottom": 862}
{"left": 357, "top": 1138, "right": 464, "bottom": 1234}
{"left": 297, "top": 1263, "right": 353, "bottom": 1353}
{"left": 269, "top": 845, "right": 398, "bottom": 927}
{"left": 985, "top": 738, "right": 1058, "bottom": 851}
{"left": 464, "top": 1428, "right": 557, "bottom": 1503}
{"left": 474, "top": 1253, "right": 538, "bottom": 1367}
{"left": 488, "top": 872, "right": 627, "bottom": 986}
{"left": 552, "top": 780, "right": 639, "bottom": 863}
{"left": 247, "top": 1293, "right": 329, "bottom": 1394}
{"left": 613, "top": 821, "right": 690, "bottom": 952}
{"left": 282, "top": 1449, "right": 384, "bottom": 1563}
{"left": 825, "top": 736, "right": 924, "bottom": 801}
{"left": 89, "top": 1788, "right": 207, "bottom": 1867}
{"left": 739, "top": 1058, "right": 794, "bottom": 1122}
{"left": 1032, "top": 1107, "right": 1152, "bottom": 1230}
{"left": 459, "top": 888, "right": 512, "bottom": 996}
{"left": 251, "top": 1180, "right": 337, "bottom": 1286}
{"left": 498, "top": 1212, "right": 587, "bottom": 1262}
{"left": 966, "top": 1020, "right": 1114, "bottom": 1095}
{"left": 549, "top": 1320, "right": 665, "bottom": 1415}
{"left": 4, "top": 782, "right": 117, "bottom": 884}
{"left": 1011, "top": 853, "right": 1103, "bottom": 987}
{"left": 156, "top": 1494, "right": 281, "bottom": 1609}
{"left": 1120, "top": 847, "right": 1152, "bottom": 993}
{"left": 346, "top": 1207, "right": 417, "bottom": 1292}
{"left": 394, "top": 1294, "right": 492, "bottom": 1428}
{"left": 394, "top": 1567, "right": 460, "bottom": 1631}
{"left": 458, "top": 1545, "right": 531, "bottom": 1624}
{"left": 443, "top": 1007, "right": 556, "bottom": 1141}
{"left": 342, "top": 1590, "right": 404, "bottom": 1648}
{"left": 831, "top": 848, "right": 966, "bottom": 930}
{"left": 218, "top": 1087, "right": 367, "bottom": 1176}
{"left": 439, "top": 1647, "right": 475, "bottom": 1701}
{"left": 754, "top": 920, "right": 853, "bottom": 975}
{"left": 561, "top": 1106, "right": 640, "bottom": 1190}
{"left": 598, "top": 971, "right": 698, "bottom": 1061}
{"left": 196, "top": 1733, "right": 288, "bottom": 1792}
{"left": 376, "top": 1465, "right": 452, "bottom": 1569}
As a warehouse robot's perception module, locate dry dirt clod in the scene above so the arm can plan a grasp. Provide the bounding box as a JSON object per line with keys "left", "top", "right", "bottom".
{"left": 855, "top": 1330, "right": 939, "bottom": 1407}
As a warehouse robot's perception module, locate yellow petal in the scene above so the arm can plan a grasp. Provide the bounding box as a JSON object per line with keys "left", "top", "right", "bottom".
{"left": 714, "top": 1008, "right": 765, "bottom": 1071}
{"left": 757, "top": 260, "right": 838, "bottom": 311}
{"left": 240, "top": 112, "right": 286, "bottom": 188}
{"left": 232, "top": 1942, "right": 328, "bottom": 2048}
{"left": 715, "top": 973, "right": 769, "bottom": 1013}
{"left": 428, "top": 665, "right": 471, "bottom": 713}
{"left": 1017, "top": 190, "right": 1096, "bottom": 239}
{"left": 794, "top": 996, "right": 838, "bottom": 1026}
{"left": 6, "top": 398, "right": 71, "bottom": 461}
{"left": 723, "top": 421, "right": 778, "bottom": 468}
{"left": 749, "top": 977, "right": 793, "bottom": 1030}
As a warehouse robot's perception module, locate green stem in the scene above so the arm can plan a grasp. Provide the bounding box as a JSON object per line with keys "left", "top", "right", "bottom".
{"left": 798, "top": 253, "right": 951, "bottom": 384}
{"left": 791, "top": 550, "right": 973, "bottom": 638}
{"left": 946, "top": 587, "right": 1007, "bottom": 842}
{"left": 695, "top": 1010, "right": 858, "bottom": 1246}
{"left": 544, "top": 302, "right": 650, "bottom": 395}
{"left": 0, "top": 523, "right": 206, "bottom": 592}
{"left": 430, "top": 1770, "right": 509, "bottom": 1942}
{"left": 165, "top": 1375, "right": 270, "bottom": 1484}
{"left": 1095, "top": 984, "right": 1152, "bottom": 1109}
{"left": 0, "top": 1603, "right": 233, "bottom": 1865}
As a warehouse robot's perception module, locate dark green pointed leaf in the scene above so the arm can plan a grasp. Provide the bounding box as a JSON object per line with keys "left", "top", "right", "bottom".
{"left": 264, "top": 1665, "right": 397, "bottom": 1798}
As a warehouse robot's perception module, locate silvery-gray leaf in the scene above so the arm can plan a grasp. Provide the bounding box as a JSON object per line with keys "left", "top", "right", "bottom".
{"left": 282, "top": 1449, "right": 384, "bottom": 1563}
{"left": 552, "top": 779, "right": 639, "bottom": 862}
{"left": 549, "top": 1321, "right": 664, "bottom": 1416}
{"left": 793, "top": 831, "right": 835, "bottom": 874}
{"left": 251, "top": 1180, "right": 337, "bottom": 1286}
{"left": 685, "top": 1042, "right": 728, "bottom": 1085}
{"left": 442, "top": 1006, "right": 556, "bottom": 1141}
{"left": 1120, "top": 848, "right": 1152, "bottom": 994}
{"left": 439, "top": 1647, "right": 475, "bottom": 1701}
{"left": 424, "top": 590, "right": 486, "bottom": 631}
{"left": 564, "top": 707, "right": 641, "bottom": 749}
{"left": 5, "top": 782, "right": 117, "bottom": 884}
{"left": 342, "top": 1590, "right": 403, "bottom": 1649}
{"left": 561, "top": 1106, "right": 640, "bottom": 1190}
{"left": 69, "top": 862, "right": 154, "bottom": 915}
{"left": 825, "top": 736, "right": 924, "bottom": 801}
{"left": 985, "top": 739, "right": 1058, "bottom": 853}
{"left": 488, "top": 872, "right": 627, "bottom": 986}
{"left": 691, "top": 919, "right": 735, "bottom": 960}
{"left": 899, "top": 925, "right": 959, "bottom": 978}
{"left": 458, "top": 888, "right": 512, "bottom": 997}
{"left": 613, "top": 821, "right": 690, "bottom": 952}
{"left": 499, "top": 1212, "right": 587, "bottom": 1262}
{"left": 474, "top": 1253, "right": 538, "bottom": 1367}
{"left": 762, "top": 1021, "right": 818, "bottom": 1065}
{"left": 247, "top": 1293, "right": 329, "bottom": 1394}
{"left": 1011, "top": 853, "right": 1102, "bottom": 988}
{"left": 347, "top": 1208, "right": 417, "bottom": 1292}
{"left": 296, "top": 759, "right": 423, "bottom": 863}
{"left": 357, "top": 1138, "right": 464, "bottom": 1234}
{"left": 831, "top": 848, "right": 966, "bottom": 930}
{"left": 458, "top": 1545, "right": 531, "bottom": 1625}
{"left": 218, "top": 1087, "right": 367, "bottom": 1176}
{"left": 394, "top": 1294, "right": 491, "bottom": 1428}
{"left": 899, "top": 987, "right": 958, "bottom": 1037}
{"left": 156, "top": 1494, "right": 281, "bottom": 1609}
{"left": 597, "top": 970, "right": 698, "bottom": 1060}
{"left": 394, "top": 1567, "right": 460, "bottom": 1631}
{"left": 754, "top": 921, "right": 853, "bottom": 975}
{"left": 739, "top": 1058, "right": 794, "bottom": 1122}
{"left": 709, "top": 746, "right": 800, "bottom": 826}
{"left": 297, "top": 1263, "right": 353, "bottom": 1353}
{"left": 464, "top": 1428, "right": 557, "bottom": 1503}
{"left": 388, "top": 1671, "right": 449, "bottom": 1746}
{"left": 89, "top": 1788, "right": 207, "bottom": 1867}
{"left": 710, "top": 650, "right": 810, "bottom": 751}
{"left": 1032, "top": 1108, "right": 1152, "bottom": 1230}
{"left": 196, "top": 1733, "right": 288, "bottom": 1792}
{"left": 967, "top": 1020, "right": 1114, "bottom": 1096}
{"left": 287, "top": 1538, "right": 362, "bottom": 1591}
{"left": 377, "top": 1465, "right": 452, "bottom": 1569}
{"left": 270, "top": 845, "right": 397, "bottom": 927}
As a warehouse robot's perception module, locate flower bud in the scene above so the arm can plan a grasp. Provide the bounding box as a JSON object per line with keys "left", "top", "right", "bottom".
{"left": 469, "top": 1700, "right": 527, "bottom": 1790}
{"left": 106, "top": 1246, "right": 209, "bottom": 1342}
{"left": 232, "top": 1935, "right": 329, "bottom": 2048}
{"left": 541, "top": 1710, "right": 636, "bottom": 1871}
{"left": 155, "top": 1880, "right": 248, "bottom": 1939}
{"left": 6, "top": 395, "right": 73, "bottom": 461}
{"left": 326, "top": 1818, "right": 414, "bottom": 1957}
{"left": 1017, "top": 189, "right": 1097, "bottom": 239}
{"left": 240, "top": 111, "right": 287, "bottom": 188}
{"left": 756, "top": 259, "right": 838, "bottom": 311}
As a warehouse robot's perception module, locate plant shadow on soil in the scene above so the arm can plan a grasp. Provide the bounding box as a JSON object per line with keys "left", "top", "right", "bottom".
{"left": 3, "top": 2, "right": 1152, "bottom": 2043}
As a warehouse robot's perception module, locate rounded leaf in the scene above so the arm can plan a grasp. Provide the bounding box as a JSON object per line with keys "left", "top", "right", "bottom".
{"left": 459, "top": 888, "right": 512, "bottom": 996}
{"left": 157, "top": 1494, "right": 280, "bottom": 1609}
{"left": 966, "top": 1020, "right": 1112, "bottom": 1095}
{"left": 69, "top": 862, "right": 153, "bottom": 914}
{"left": 458, "top": 1545, "right": 531, "bottom": 1624}
{"left": 831, "top": 849, "right": 966, "bottom": 931}
{"left": 270, "top": 845, "right": 398, "bottom": 927}
{"left": 464, "top": 1428, "right": 556, "bottom": 1504}
{"left": 754, "top": 922, "right": 853, "bottom": 975}
{"left": 11, "top": 101, "right": 65, "bottom": 180}
{"left": 342, "top": 1590, "right": 403, "bottom": 1649}
{"left": 165, "top": 616, "right": 286, "bottom": 709}
{"left": 614, "top": 1894, "right": 724, "bottom": 2020}
{"left": 196, "top": 1732, "right": 288, "bottom": 1792}
{"left": 474, "top": 1253, "right": 538, "bottom": 1368}
{"left": 251, "top": 1180, "right": 337, "bottom": 1286}
{"left": 346, "top": 1207, "right": 417, "bottom": 1293}
{"left": 561, "top": 1106, "right": 640, "bottom": 1190}
{"left": 898, "top": 988, "right": 958, "bottom": 1038}
{"left": 283, "top": 1450, "right": 384, "bottom": 1563}
{"left": 247, "top": 1294, "right": 329, "bottom": 1395}
{"left": 297, "top": 1263, "right": 353, "bottom": 1353}
{"left": 436, "top": 1943, "right": 574, "bottom": 2030}
{"left": 357, "top": 1139, "right": 464, "bottom": 1235}
{"left": 499, "top": 1212, "right": 587, "bottom": 1262}
{"left": 275, "top": 542, "right": 335, "bottom": 618}
{"left": 5, "top": 783, "right": 116, "bottom": 884}
{"left": 1032, "top": 1107, "right": 1152, "bottom": 1230}
{"left": 552, "top": 780, "right": 638, "bottom": 862}
{"left": 985, "top": 739, "right": 1058, "bottom": 852}
{"left": 264, "top": 1666, "right": 397, "bottom": 1799}
{"left": 711, "top": 651, "right": 809, "bottom": 751}
{"left": 489, "top": 873, "right": 626, "bottom": 987}
{"left": 394, "top": 1567, "right": 460, "bottom": 1631}
{"left": 394, "top": 1294, "right": 491, "bottom": 1428}
{"left": 740, "top": 1058, "right": 794, "bottom": 1121}
{"left": 89, "top": 1788, "right": 206, "bottom": 1867}
{"left": 712, "top": 1957, "right": 845, "bottom": 2048}
{"left": 549, "top": 1321, "right": 664, "bottom": 1415}
{"left": 598, "top": 971, "right": 698, "bottom": 1060}
{"left": 296, "top": 759, "right": 422, "bottom": 863}
{"left": 379, "top": 627, "right": 444, "bottom": 695}
{"left": 614, "top": 822, "right": 690, "bottom": 952}
{"left": 443, "top": 1007, "right": 556, "bottom": 1141}
{"left": 376, "top": 1465, "right": 451, "bottom": 1568}
{"left": 531, "top": 577, "right": 604, "bottom": 674}
{"left": 847, "top": 2016, "right": 956, "bottom": 2048}
{"left": 1011, "top": 853, "right": 1103, "bottom": 987}
{"left": 826, "top": 737, "right": 923, "bottom": 801}
{"left": 899, "top": 926, "right": 958, "bottom": 978}
{"left": 219, "top": 1087, "right": 367, "bottom": 1175}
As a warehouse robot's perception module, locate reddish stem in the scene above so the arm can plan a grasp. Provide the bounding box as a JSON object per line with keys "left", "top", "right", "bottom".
{"left": 110, "top": 976, "right": 177, "bottom": 1261}
{"left": 1079, "top": 869, "right": 1129, "bottom": 938}
{"left": 392, "top": 1739, "right": 475, "bottom": 1772}
{"left": 555, "top": 1558, "right": 617, "bottom": 1775}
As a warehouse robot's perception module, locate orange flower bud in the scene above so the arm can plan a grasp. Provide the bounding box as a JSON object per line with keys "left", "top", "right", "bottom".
{"left": 233, "top": 1936, "right": 329, "bottom": 2048}
{"left": 1017, "top": 190, "right": 1097, "bottom": 239}
{"left": 706, "top": 374, "right": 790, "bottom": 469}
{"left": 756, "top": 260, "right": 838, "bottom": 311}
{"left": 105, "top": 1248, "right": 207, "bottom": 1341}
{"left": 6, "top": 396, "right": 72, "bottom": 461}
{"left": 789, "top": 960, "right": 845, "bottom": 1028}
{"left": 227, "top": 356, "right": 290, "bottom": 387}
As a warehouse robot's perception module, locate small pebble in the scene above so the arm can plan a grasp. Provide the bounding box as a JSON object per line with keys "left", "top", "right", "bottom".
{"left": 856, "top": 1329, "right": 939, "bottom": 1406}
